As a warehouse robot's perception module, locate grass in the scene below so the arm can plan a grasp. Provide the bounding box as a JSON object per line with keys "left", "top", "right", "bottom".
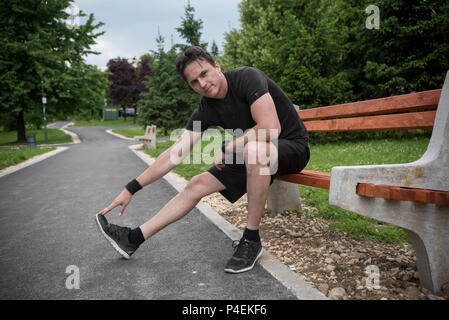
{"left": 144, "top": 134, "right": 430, "bottom": 245}
{"left": 0, "top": 147, "right": 57, "bottom": 170}
{"left": 112, "top": 128, "right": 172, "bottom": 138}
{"left": 299, "top": 136, "right": 430, "bottom": 244}
{"left": 72, "top": 117, "right": 139, "bottom": 127}
{"left": 145, "top": 140, "right": 212, "bottom": 180}
{"left": 112, "top": 129, "right": 145, "bottom": 138}
{"left": 0, "top": 128, "right": 72, "bottom": 146}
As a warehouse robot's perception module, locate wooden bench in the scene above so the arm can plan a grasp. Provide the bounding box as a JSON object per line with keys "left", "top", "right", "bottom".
{"left": 270, "top": 71, "right": 449, "bottom": 293}
{"left": 134, "top": 125, "right": 157, "bottom": 149}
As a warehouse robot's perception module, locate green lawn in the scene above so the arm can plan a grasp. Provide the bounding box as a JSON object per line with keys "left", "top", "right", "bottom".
{"left": 0, "top": 128, "right": 72, "bottom": 146}
{"left": 112, "top": 129, "right": 145, "bottom": 138}
{"left": 299, "top": 136, "right": 430, "bottom": 244}
{"left": 0, "top": 147, "right": 57, "bottom": 170}
{"left": 112, "top": 128, "right": 172, "bottom": 138}
{"left": 145, "top": 140, "right": 212, "bottom": 180}
{"left": 73, "top": 118, "right": 139, "bottom": 127}
{"left": 144, "top": 135, "right": 430, "bottom": 244}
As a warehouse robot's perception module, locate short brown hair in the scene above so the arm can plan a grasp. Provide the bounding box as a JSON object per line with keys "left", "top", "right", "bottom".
{"left": 175, "top": 46, "right": 215, "bottom": 81}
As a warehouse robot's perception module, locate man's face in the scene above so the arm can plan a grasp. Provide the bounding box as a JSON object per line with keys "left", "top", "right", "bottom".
{"left": 183, "top": 59, "right": 227, "bottom": 99}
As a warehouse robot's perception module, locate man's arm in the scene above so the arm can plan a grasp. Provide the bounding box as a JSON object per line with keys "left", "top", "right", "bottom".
{"left": 224, "top": 92, "right": 281, "bottom": 153}
{"left": 136, "top": 129, "right": 202, "bottom": 187}
{"left": 98, "top": 129, "right": 201, "bottom": 216}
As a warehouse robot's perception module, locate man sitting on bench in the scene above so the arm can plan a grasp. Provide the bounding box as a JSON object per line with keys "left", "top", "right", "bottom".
{"left": 96, "top": 46, "right": 310, "bottom": 273}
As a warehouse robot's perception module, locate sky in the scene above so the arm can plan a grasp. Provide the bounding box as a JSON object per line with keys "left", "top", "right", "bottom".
{"left": 72, "top": 0, "right": 242, "bottom": 70}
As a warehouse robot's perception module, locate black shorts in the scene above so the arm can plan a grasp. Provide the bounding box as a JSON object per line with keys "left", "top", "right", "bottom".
{"left": 208, "top": 139, "right": 310, "bottom": 203}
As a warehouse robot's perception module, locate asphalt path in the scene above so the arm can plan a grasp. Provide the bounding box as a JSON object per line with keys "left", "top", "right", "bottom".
{"left": 0, "top": 125, "right": 297, "bottom": 300}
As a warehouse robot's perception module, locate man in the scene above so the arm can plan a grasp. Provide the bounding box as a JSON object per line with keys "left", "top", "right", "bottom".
{"left": 96, "top": 46, "right": 309, "bottom": 273}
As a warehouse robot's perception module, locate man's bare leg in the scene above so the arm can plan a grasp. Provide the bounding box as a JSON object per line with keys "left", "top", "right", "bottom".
{"left": 223, "top": 141, "right": 278, "bottom": 273}
{"left": 245, "top": 141, "right": 278, "bottom": 230}
{"left": 139, "top": 172, "right": 225, "bottom": 240}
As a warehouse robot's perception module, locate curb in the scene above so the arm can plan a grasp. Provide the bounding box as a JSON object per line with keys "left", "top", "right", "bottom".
{"left": 106, "top": 129, "right": 135, "bottom": 141}
{"left": 0, "top": 146, "right": 69, "bottom": 179}
{"left": 59, "top": 122, "right": 81, "bottom": 144}
{"left": 128, "top": 143, "right": 328, "bottom": 300}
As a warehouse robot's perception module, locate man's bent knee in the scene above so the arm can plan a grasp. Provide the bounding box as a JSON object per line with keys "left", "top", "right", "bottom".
{"left": 184, "top": 172, "right": 225, "bottom": 199}
{"left": 244, "top": 141, "right": 278, "bottom": 175}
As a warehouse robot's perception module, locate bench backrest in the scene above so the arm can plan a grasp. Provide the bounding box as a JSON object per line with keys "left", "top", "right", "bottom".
{"left": 298, "top": 89, "right": 442, "bottom": 132}
{"left": 145, "top": 125, "right": 155, "bottom": 135}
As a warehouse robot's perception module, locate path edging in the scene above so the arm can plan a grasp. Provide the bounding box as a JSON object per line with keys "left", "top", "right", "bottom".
{"left": 0, "top": 146, "right": 69, "bottom": 179}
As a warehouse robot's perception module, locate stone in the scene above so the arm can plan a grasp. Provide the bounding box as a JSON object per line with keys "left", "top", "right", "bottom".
{"left": 328, "top": 287, "right": 346, "bottom": 300}
{"left": 324, "top": 258, "right": 334, "bottom": 264}
{"left": 318, "top": 284, "right": 329, "bottom": 295}
{"left": 267, "top": 180, "right": 302, "bottom": 214}
{"left": 326, "top": 265, "right": 336, "bottom": 272}
{"left": 404, "top": 286, "right": 421, "bottom": 300}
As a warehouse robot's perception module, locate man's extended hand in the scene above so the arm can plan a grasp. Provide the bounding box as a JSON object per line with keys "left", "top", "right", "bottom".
{"left": 98, "top": 189, "right": 132, "bottom": 216}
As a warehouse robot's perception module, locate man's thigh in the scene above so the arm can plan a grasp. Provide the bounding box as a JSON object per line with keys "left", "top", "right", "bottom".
{"left": 273, "top": 139, "right": 310, "bottom": 177}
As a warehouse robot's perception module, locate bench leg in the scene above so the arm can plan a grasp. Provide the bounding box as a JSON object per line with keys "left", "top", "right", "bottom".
{"left": 142, "top": 140, "right": 156, "bottom": 150}
{"left": 403, "top": 226, "right": 449, "bottom": 294}
{"left": 267, "top": 180, "right": 302, "bottom": 214}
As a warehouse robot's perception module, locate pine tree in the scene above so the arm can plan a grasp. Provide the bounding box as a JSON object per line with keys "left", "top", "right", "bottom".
{"left": 176, "top": 0, "right": 208, "bottom": 49}
{"left": 210, "top": 41, "right": 219, "bottom": 57}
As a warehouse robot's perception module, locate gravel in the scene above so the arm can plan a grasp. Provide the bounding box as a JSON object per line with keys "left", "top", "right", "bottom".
{"left": 172, "top": 172, "right": 448, "bottom": 300}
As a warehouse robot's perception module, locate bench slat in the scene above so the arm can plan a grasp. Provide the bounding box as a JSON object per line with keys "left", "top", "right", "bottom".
{"left": 356, "top": 183, "right": 449, "bottom": 206}
{"left": 298, "top": 89, "right": 441, "bottom": 121}
{"left": 277, "top": 170, "right": 331, "bottom": 189}
{"left": 304, "top": 110, "right": 436, "bottom": 132}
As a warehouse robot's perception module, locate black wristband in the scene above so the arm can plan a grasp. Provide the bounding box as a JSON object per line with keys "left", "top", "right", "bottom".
{"left": 125, "top": 179, "right": 142, "bottom": 195}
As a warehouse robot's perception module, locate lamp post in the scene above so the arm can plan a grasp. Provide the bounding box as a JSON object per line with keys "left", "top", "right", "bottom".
{"left": 41, "top": 78, "right": 48, "bottom": 144}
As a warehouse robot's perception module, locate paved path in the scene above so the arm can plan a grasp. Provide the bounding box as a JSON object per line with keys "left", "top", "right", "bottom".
{"left": 0, "top": 125, "right": 298, "bottom": 299}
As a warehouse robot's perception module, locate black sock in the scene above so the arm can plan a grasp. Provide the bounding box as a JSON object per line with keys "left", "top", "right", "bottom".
{"left": 242, "top": 227, "right": 260, "bottom": 242}
{"left": 128, "top": 227, "right": 145, "bottom": 246}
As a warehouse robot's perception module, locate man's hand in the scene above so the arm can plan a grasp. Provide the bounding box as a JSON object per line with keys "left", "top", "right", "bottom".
{"left": 214, "top": 147, "right": 226, "bottom": 171}
{"left": 98, "top": 189, "right": 132, "bottom": 216}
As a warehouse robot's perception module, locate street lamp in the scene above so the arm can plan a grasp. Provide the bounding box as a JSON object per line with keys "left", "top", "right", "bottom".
{"left": 41, "top": 78, "right": 48, "bottom": 144}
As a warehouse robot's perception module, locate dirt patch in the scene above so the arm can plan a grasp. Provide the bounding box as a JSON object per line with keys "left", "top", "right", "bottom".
{"left": 201, "top": 192, "right": 449, "bottom": 300}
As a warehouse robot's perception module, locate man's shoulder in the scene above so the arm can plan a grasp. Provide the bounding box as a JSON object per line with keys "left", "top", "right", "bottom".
{"left": 226, "top": 66, "right": 263, "bottom": 77}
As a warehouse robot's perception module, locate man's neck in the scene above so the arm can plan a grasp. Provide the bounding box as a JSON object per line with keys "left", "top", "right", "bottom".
{"left": 215, "top": 73, "right": 228, "bottom": 100}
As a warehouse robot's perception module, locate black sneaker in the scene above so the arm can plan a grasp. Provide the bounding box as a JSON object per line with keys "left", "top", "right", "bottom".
{"left": 95, "top": 214, "right": 140, "bottom": 259}
{"left": 224, "top": 238, "right": 263, "bottom": 273}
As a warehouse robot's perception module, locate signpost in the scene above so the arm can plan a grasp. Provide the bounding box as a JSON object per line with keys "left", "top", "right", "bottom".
{"left": 41, "top": 79, "right": 48, "bottom": 144}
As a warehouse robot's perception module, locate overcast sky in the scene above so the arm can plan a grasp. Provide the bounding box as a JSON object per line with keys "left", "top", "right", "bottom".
{"left": 72, "top": 0, "right": 242, "bottom": 70}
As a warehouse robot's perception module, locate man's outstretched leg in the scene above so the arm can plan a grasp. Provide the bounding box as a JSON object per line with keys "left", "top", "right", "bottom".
{"left": 96, "top": 172, "right": 225, "bottom": 259}
{"left": 224, "top": 141, "right": 277, "bottom": 273}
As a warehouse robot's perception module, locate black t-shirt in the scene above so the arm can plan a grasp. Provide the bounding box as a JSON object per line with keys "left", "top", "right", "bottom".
{"left": 185, "top": 66, "right": 309, "bottom": 142}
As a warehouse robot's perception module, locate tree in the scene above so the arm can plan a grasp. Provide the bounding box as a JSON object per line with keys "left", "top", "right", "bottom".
{"left": 221, "top": 0, "right": 352, "bottom": 108}
{"left": 210, "top": 41, "right": 219, "bottom": 56}
{"left": 221, "top": 0, "right": 449, "bottom": 110}
{"left": 176, "top": 0, "right": 208, "bottom": 49}
{"left": 48, "top": 62, "right": 109, "bottom": 121}
{"left": 107, "top": 57, "right": 138, "bottom": 120}
{"left": 339, "top": 0, "right": 449, "bottom": 100}
{"left": 0, "top": 0, "right": 104, "bottom": 141}
{"left": 107, "top": 56, "right": 153, "bottom": 123}
{"left": 137, "top": 35, "right": 198, "bottom": 134}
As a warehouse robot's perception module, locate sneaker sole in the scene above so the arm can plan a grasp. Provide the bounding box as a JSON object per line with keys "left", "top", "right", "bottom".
{"left": 223, "top": 248, "right": 263, "bottom": 274}
{"left": 95, "top": 214, "right": 130, "bottom": 260}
